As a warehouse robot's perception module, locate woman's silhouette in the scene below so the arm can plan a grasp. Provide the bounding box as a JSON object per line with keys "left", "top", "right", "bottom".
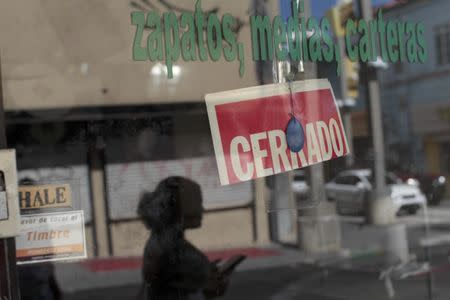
{"left": 138, "top": 177, "right": 227, "bottom": 300}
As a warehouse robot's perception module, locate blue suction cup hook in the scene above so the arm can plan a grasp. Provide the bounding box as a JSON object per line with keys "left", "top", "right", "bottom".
{"left": 285, "top": 78, "right": 305, "bottom": 153}
{"left": 286, "top": 114, "right": 305, "bottom": 152}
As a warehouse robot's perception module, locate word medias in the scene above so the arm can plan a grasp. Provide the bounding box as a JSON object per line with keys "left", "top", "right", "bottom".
{"left": 132, "top": 0, "right": 245, "bottom": 79}
{"left": 19, "top": 184, "right": 72, "bottom": 210}
{"left": 251, "top": 0, "right": 339, "bottom": 72}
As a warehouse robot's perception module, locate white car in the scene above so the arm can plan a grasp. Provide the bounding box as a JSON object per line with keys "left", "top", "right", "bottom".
{"left": 325, "top": 169, "right": 427, "bottom": 216}
{"left": 292, "top": 170, "right": 309, "bottom": 201}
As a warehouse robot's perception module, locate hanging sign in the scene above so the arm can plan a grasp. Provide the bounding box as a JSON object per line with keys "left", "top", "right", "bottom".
{"left": 205, "top": 79, "right": 349, "bottom": 185}
{"left": 16, "top": 210, "right": 87, "bottom": 264}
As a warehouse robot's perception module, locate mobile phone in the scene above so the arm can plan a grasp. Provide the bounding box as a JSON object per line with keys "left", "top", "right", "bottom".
{"left": 218, "top": 255, "right": 246, "bottom": 276}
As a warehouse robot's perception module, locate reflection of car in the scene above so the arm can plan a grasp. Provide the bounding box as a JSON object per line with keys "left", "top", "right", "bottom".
{"left": 325, "top": 169, "right": 427, "bottom": 216}
{"left": 397, "top": 173, "right": 447, "bottom": 206}
{"left": 292, "top": 170, "right": 309, "bottom": 201}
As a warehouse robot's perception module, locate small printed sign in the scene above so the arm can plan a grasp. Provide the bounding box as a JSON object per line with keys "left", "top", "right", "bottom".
{"left": 19, "top": 184, "right": 72, "bottom": 211}
{"left": 16, "top": 210, "right": 87, "bottom": 264}
{"left": 0, "top": 149, "right": 20, "bottom": 238}
{"left": 205, "top": 79, "right": 350, "bottom": 185}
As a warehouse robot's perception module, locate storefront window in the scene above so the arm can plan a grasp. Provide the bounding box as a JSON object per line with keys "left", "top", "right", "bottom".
{"left": 0, "top": 0, "right": 449, "bottom": 300}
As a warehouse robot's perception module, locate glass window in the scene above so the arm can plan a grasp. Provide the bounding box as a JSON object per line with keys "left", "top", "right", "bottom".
{"left": 0, "top": 1, "right": 448, "bottom": 300}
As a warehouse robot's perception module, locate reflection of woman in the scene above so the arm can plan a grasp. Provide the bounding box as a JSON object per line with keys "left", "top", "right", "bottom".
{"left": 19, "top": 264, "right": 61, "bottom": 300}
{"left": 137, "top": 177, "right": 227, "bottom": 300}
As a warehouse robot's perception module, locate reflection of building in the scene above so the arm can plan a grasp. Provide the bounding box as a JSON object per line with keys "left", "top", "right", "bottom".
{"left": 379, "top": 0, "right": 450, "bottom": 186}
{"left": 0, "top": 0, "right": 280, "bottom": 257}
{"left": 316, "top": 61, "right": 370, "bottom": 171}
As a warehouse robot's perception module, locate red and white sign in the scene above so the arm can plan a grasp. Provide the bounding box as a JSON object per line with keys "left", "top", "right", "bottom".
{"left": 206, "top": 79, "right": 350, "bottom": 185}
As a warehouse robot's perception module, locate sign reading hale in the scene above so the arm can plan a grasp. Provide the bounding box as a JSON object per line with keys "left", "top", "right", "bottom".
{"left": 205, "top": 79, "right": 350, "bottom": 185}
{"left": 19, "top": 184, "right": 72, "bottom": 210}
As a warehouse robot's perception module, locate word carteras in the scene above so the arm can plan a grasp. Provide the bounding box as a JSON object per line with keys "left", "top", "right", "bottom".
{"left": 346, "top": 10, "right": 426, "bottom": 64}
{"left": 132, "top": 0, "right": 245, "bottom": 79}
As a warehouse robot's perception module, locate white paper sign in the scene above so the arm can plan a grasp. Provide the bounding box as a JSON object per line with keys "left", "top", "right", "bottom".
{"left": 16, "top": 210, "right": 87, "bottom": 264}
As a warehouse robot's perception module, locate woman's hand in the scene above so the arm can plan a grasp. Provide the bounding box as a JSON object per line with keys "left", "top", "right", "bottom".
{"left": 204, "top": 264, "right": 229, "bottom": 299}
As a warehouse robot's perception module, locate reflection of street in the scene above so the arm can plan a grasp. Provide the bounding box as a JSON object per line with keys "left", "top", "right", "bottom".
{"left": 62, "top": 199, "right": 450, "bottom": 300}
{"left": 56, "top": 192, "right": 450, "bottom": 300}
{"left": 64, "top": 250, "right": 450, "bottom": 300}
{"left": 403, "top": 200, "right": 450, "bottom": 228}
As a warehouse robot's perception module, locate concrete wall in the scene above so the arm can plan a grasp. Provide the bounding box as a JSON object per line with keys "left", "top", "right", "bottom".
{"left": 0, "top": 0, "right": 279, "bottom": 110}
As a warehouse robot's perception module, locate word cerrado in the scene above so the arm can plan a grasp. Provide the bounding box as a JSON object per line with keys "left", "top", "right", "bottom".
{"left": 229, "top": 118, "right": 345, "bottom": 182}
